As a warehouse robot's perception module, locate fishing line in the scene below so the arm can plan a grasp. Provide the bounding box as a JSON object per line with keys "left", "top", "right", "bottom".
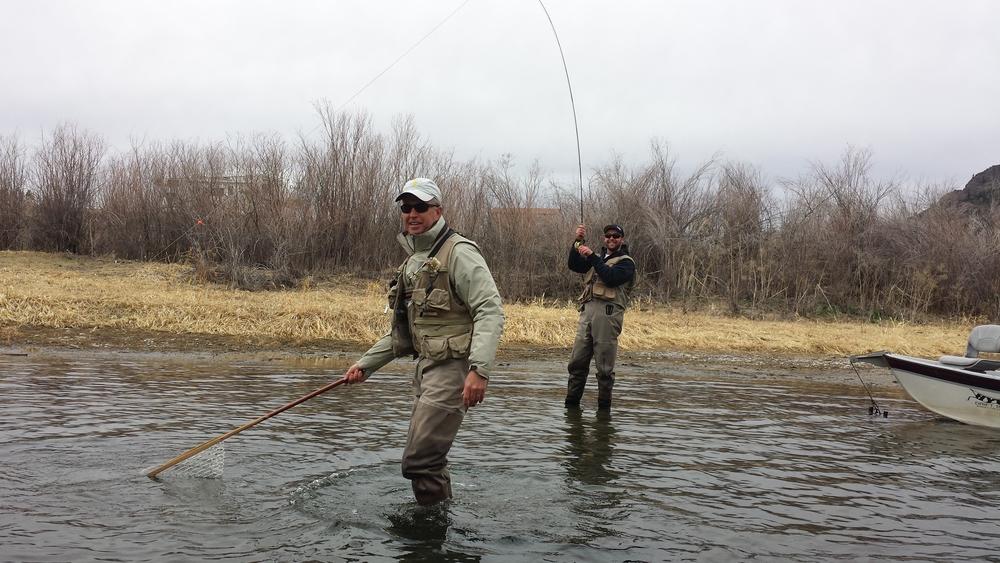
{"left": 330, "top": 0, "right": 474, "bottom": 117}
{"left": 148, "top": 2, "right": 474, "bottom": 263}
{"left": 849, "top": 357, "right": 888, "bottom": 418}
{"left": 537, "top": 0, "right": 584, "bottom": 226}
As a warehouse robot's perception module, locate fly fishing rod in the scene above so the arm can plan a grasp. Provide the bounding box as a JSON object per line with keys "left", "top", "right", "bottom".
{"left": 144, "top": 377, "right": 348, "bottom": 479}
{"left": 537, "top": 0, "right": 585, "bottom": 235}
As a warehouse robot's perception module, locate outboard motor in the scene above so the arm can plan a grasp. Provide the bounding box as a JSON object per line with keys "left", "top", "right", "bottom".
{"left": 965, "top": 325, "right": 1000, "bottom": 358}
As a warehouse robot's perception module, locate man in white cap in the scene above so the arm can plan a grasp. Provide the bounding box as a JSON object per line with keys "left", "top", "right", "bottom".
{"left": 343, "top": 178, "right": 505, "bottom": 505}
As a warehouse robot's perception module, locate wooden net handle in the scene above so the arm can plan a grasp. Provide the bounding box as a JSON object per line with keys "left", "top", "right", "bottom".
{"left": 144, "top": 377, "right": 348, "bottom": 478}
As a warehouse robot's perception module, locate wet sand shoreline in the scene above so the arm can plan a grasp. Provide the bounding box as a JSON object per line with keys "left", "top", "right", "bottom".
{"left": 0, "top": 325, "right": 898, "bottom": 389}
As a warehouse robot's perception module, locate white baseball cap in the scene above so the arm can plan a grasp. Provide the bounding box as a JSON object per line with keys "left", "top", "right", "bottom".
{"left": 395, "top": 178, "right": 442, "bottom": 204}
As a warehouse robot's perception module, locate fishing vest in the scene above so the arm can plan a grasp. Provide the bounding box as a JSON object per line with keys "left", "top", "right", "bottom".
{"left": 578, "top": 254, "right": 635, "bottom": 308}
{"left": 389, "top": 232, "right": 476, "bottom": 361}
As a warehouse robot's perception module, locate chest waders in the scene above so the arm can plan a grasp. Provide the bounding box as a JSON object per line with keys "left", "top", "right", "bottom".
{"left": 388, "top": 226, "right": 479, "bottom": 505}
{"left": 567, "top": 254, "right": 634, "bottom": 410}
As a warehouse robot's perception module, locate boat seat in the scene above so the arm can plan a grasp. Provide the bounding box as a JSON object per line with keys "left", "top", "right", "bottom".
{"left": 940, "top": 355, "right": 980, "bottom": 367}
{"left": 939, "top": 355, "right": 1000, "bottom": 372}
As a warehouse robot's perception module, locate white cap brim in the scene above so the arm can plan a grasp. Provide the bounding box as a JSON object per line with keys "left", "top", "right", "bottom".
{"left": 395, "top": 178, "right": 442, "bottom": 203}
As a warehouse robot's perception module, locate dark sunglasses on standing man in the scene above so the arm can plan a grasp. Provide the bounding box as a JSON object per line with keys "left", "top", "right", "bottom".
{"left": 604, "top": 233, "right": 622, "bottom": 239}
{"left": 400, "top": 202, "right": 438, "bottom": 213}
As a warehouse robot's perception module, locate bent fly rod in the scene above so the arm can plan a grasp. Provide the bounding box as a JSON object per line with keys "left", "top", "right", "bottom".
{"left": 538, "top": 0, "right": 585, "bottom": 231}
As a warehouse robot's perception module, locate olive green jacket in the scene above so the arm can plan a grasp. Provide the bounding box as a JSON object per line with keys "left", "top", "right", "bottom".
{"left": 356, "top": 219, "right": 504, "bottom": 379}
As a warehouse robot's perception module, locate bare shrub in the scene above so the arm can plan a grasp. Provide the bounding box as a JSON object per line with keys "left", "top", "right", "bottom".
{"left": 589, "top": 142, "right": 717, "bottom": 305}
{"left": 296, "top": 107, "right": 397, "bottom": 275}
{"left": 881, "top": 183, "right": 1000, "bottom": 320}
{"left": 29, "top": 124, "right": 105, "bottom": 253}
{"left": 96, "top": 143, "right": 170, "bottom": 259}
{"left": 776, "top": 147, "right": 897, "bottom": 316}
{"left": 477, "top": 158, "right": 569, "bottom": 299}
{"left": 13, "top": 112, "right": 1000, "bottom": 320}
{"left": 157, "top": 135, "right": 303, "bottom": 290}
{"left": 711, "top": 162, "right": 776, "bottom": 314}
{"left": 0, "top": 135, "right": 27, "bottom": 249}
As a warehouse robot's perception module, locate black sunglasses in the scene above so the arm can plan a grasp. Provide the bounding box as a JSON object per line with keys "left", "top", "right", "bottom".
{"left": 604, "top": 233, "right": 622, "bottom": 239}
{"left": 400, "top": 202, "right": 438, "bottom": 213}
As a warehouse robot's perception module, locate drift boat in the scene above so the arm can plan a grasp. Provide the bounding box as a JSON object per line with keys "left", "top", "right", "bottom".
{"left": 852, "top": 325, "right": 1000, "bottom": 429}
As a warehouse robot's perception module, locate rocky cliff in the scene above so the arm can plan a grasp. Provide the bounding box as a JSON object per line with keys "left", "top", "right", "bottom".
{"left": 936, "top": 165, "right": 1000, "bottom": 209}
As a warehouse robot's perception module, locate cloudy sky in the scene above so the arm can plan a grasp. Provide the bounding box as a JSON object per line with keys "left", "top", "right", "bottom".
{"left": 2, "top": 0, "right": 998, "bottom": 190}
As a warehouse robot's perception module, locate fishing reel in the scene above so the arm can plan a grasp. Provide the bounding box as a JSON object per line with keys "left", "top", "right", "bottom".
{"left": 869, "top": 405, "right": 889, "bottom": 418}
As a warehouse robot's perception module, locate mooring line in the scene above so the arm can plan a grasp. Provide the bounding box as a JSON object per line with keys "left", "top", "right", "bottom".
{"left": 849, "top": 357, "right": 887, "bottom": 417}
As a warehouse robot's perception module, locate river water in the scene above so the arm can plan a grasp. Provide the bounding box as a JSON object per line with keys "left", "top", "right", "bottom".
{"left": 2, "top": 352, "right": 1000, "bottom": 562}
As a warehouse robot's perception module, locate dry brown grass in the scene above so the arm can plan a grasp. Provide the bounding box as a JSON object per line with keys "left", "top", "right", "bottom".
{"left": 0, "top": 251, "right": 388, "bottom": 346}
{"left": 0, "top": 251, "right": 972, "bottom": 357}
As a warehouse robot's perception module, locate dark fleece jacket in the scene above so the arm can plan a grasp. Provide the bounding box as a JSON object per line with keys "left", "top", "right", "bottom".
{"left": 567, "top": 243, "right": 634, "bottom": 288}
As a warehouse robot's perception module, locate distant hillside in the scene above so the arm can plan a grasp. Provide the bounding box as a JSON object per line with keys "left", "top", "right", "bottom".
{"left": 935, "top": 164, "right": 1000, "bottom": 209}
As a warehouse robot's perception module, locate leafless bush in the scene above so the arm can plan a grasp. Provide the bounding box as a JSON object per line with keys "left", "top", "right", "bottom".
{"left": 295, "top": 107, "right": 397, "bottom": 274}
{"left": 12, "top": 113, "right": 1000, "bottom": 319}
{"left": 96, "top": 143, "right": 170, "bottom": 259}
{"left": 879, "top": 183, "right": 1000, "bottom": 320}
{"left": 776, "top": 147, "right": 898, "bottom": 316}
{"left": 0, "top": 135, "right": 27, "bottom": 249}
{"left": 29, "top": 124, "right": 105, "bottom": 253}
{"left": 473, "top": 158, "right": 570, "bottom": 299}
{"left": 588, "top": 142, "right": 717, "bottom": 305}
{"left": 154, "top": 135, "right": 302, "bottom": 290}
{"left": 711, "top": 162, "right": 776, "bottom": 314}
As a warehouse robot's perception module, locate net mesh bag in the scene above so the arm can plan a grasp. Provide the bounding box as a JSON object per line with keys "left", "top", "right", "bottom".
{"left": 165, "top": 443, "right": 226, "bottom": 478}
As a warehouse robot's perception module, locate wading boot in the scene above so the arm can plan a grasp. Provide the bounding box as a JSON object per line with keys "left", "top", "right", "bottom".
{"left": 597, "top": 375, "right": 613, "bottom": 411}
{"left": 411, "top": 475, "right": 453, "bottom": 506}
{"left": 565, "top": 376, "right": 585, "bottom": 409}
{"left": 597, "top": 388, "right": 612, "bottom": 411}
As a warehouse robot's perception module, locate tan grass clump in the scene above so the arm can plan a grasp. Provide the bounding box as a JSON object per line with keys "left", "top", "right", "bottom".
{"left": 0, "top": 251, "right": 387, "bottom": 345}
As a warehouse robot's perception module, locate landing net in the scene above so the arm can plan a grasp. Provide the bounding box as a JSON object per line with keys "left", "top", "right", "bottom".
{"left": 161, "top": 443, "right": 226, "bottom": 479}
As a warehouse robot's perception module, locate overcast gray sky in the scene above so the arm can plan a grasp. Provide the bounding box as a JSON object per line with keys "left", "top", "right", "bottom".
{"left": 2, "top": 0, "right": 998, "bottom": 190}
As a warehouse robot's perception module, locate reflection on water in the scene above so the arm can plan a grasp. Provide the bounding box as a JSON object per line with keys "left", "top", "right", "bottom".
{"left": 3, "top": 353, "right": 1000, "bottom": 561}
{"left": 563, "top": 408, "right": 618, "bottom": 487}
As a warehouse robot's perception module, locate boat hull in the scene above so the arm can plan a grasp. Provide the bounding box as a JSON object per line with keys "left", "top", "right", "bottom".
{"left": 884, "top": 354, "right": 1000, "bottom": 428}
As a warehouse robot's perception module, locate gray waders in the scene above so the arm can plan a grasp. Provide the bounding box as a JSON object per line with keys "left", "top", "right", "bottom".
{"left": 566, "top": 299, "right": 624, "bottom": 410}
{"left": 401, "top": 357, "right": 467, "bottom": 505}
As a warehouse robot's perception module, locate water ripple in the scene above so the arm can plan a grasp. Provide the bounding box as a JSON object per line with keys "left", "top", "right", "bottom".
{"left": 2, "top": 354, "right": 1000, "bottom": 561}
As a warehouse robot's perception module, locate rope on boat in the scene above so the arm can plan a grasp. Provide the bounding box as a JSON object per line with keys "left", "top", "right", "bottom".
{"left": 849, "top": 357, "right": 888, "bottom": 418}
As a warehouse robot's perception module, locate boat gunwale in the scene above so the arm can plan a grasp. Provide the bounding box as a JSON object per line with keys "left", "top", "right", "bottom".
{"left": 885, "top": 353, "right": 1000, "bottom": 393}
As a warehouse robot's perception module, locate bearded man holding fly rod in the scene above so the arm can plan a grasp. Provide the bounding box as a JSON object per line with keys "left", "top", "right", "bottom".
{"left": 344, "top": 178, "right": 504, "bottom": 506}
{"left": 565, "top": 223, "right": 635, "bottom": 411}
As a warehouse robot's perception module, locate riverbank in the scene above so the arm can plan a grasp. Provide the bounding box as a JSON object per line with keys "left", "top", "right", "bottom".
{"left": 0, "top": 250, "right": 975, "bottom": 384}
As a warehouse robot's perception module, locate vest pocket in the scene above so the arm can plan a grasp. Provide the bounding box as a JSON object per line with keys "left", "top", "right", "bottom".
{"left": 447, "top": 332, "right": 472, "bottom": 358}
{"left": 420, "top": 333, "right": 471, "bottom": 361}
{"left": 411, "top": 288, "right": 427, "bottom": 306}
{"left": 425, "top": 288, "right": 451, "bottom": 311}
{"left": 420, "top": 335, "right": 450, "bottom": 360}
{"left": 593, "top": 284, "right": 617, "bottom": 300}
{"left": 411, "top": 287, "right": 451, "bottom": 317}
